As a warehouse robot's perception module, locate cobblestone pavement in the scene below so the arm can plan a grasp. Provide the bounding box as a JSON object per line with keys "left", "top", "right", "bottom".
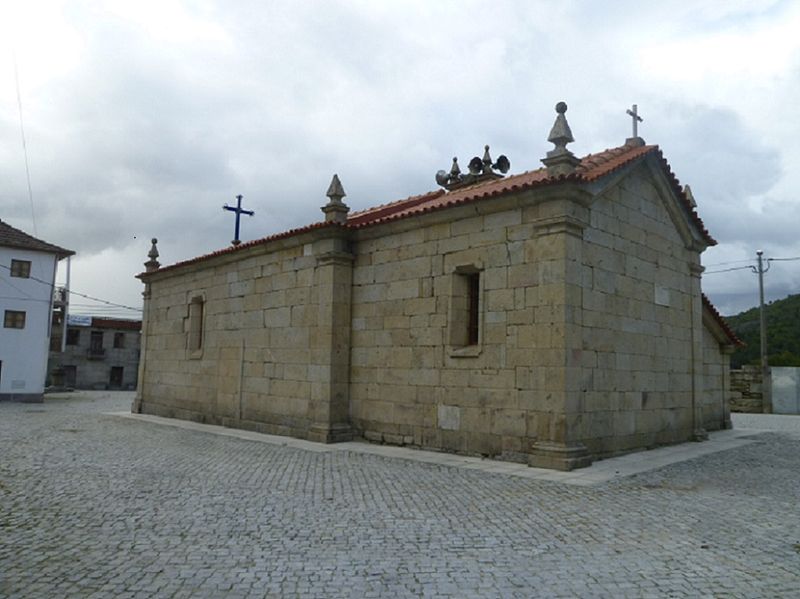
{"left": 2, "top": 393, "right": 799, "bottom": 598}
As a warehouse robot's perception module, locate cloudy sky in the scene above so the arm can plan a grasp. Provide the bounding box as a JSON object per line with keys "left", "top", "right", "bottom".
{"left": 2, "top": 0, "right": 799, "bottom": 317}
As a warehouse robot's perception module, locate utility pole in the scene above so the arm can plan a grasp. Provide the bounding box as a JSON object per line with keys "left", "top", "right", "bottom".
{"left": 753, "top": 250, "right": 772, "bottom": 412}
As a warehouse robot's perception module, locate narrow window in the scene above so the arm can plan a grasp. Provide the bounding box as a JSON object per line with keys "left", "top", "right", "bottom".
{"left": 188, "top": 296, "right": 204, "bottom": 352}
{"left": 4, "top": 310, "right": 26, "bottom": 329}
{"left": 466, "top": 272, "right": 480, "bottom": 345}
{"left": 10, "top": 259, "right": 31, "bottom": 278}
{"left": 113, "top": 332, "right": 125, "bottom": 348}
{"left": 448, "top": 267, "right": 482, "bottom": 350}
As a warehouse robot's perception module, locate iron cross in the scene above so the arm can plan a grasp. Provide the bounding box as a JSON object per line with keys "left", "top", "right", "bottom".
{"left": 626, "top": 104, "right": 643, "bottom": 138}
{"left": 223, "top": 194, "right": 255, "bottom": 246}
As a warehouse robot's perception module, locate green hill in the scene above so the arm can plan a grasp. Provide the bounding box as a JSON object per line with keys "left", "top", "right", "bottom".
{"left": 724, "top": 293, "right": 800, "bottom": 368}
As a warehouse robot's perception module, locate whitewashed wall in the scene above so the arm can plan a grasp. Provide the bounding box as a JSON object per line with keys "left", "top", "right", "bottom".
{"left": 0, "top": 247, "right": 57, "bottom": 398}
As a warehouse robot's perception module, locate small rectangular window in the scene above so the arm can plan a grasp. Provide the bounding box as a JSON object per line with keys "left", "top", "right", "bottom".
{"left": 113, "top": 332, "right": 125, "bottom": 348}
{"left": 90, "top": 330, "right": 104, "bottom": 350}
{"left": 188, "top": 296, "right": 204, "bottom": 352}
{"left": 466, "top": 273, "right": 480, "bottom": 346}
{"left": 10, "top": 259, "right": 31, "bottom": 278}
{"left": 4, "top": 310, "right": 26, "bottom": 329}
{"left": 448, "top": 267, "right": 482, "bottom": 350}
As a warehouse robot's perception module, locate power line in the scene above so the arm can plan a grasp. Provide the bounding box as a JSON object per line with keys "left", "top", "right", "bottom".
{"left": 705, "top": 255, "right": 800, "bottom": 274}
{"left": 0, "top": 263, "right": 142, "bottom": 313}
{"left": 703, "top": 259, "right": 755, "bottom": 268}
{"left": 67, "top": 289, "right": 142, "bottom": 313}
{"left": 12, "top": 49, "right": 37, "bottom": 235}
{"left": 704, "top": 266, "right": 754, "bottom": 275}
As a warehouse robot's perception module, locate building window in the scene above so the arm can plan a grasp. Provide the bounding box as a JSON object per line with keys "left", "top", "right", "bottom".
{"left": 10, "top": 259, "right": 31, "bottom": 278}
{"left": 66, "top": 329, "right": 80, "bottom": 345}
{"left": 90, "top": 330, "right": 104, "bottom": 351}
{"left": 4, "top": 310, "right": 26, "bottom": 329}
{"left": 188, "top": 296, "right": 204, "bottom": 353}
{"left": 113, "top": 332, "right": 125, "bottom": 348}
{"left": 467, "top": 272, "right": 480, "bottom": 345}
{"left": 448, "top": 266, "right": 482, "bottom": 352}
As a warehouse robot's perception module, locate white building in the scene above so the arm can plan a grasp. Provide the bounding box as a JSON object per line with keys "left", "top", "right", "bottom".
{"left": 0, "top": 219, "right": 73, "bottom": 402}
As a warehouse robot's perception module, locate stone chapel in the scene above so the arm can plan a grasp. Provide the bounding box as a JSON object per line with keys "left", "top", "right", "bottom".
{"left": 134, "top": 103, "right": 741, "bottom": 470}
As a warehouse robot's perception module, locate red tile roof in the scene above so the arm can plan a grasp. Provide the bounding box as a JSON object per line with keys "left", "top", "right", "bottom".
{"left": 0, "top": 219, "right": 75, "bottom": 258}
{"left": 144, "top": 142, "right": 715, "bottom": 277}
{"left": 90, "top": 317, "right": 142, "bottom": 331}
{"left": 702, "top": 294, "right": 744, "bottom": 347}
{"left": 143, "top": 221, "right": 343, "bottom": 276}
{"left": 346, "top": 143, "right": 716, "bottom": 246}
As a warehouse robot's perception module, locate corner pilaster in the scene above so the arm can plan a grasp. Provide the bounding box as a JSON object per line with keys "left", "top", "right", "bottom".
{"left": 307, "top": 233, "right": 354, "bottom": 443}
{"left": 527, "top": 196, "right": 593, "bottom": 470}
{"left": 689, "top": 261, "right": 708, "bottom": 441}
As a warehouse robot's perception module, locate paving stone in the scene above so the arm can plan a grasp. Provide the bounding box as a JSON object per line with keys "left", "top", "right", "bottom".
{"left": 1, "top": 392, "right": 799, "bottom": 598}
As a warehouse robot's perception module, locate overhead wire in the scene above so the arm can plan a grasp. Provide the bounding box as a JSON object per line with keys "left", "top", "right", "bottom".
{"left": 703, "top": 266, "right": 754, "bottom": 275}
{"left": 12, "top": 49, "right": 37, "bottom": 236}
{"left": 0, "top": 262, "right": 142, "bottom": 313}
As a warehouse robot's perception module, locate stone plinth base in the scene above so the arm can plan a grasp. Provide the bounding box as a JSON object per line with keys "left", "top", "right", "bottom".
{"left": 691, "top": 428, "right": 709, "bottom": 441}
{"left": 307, "top": 423, "right": 353, "bottom": 444}
{"left": 529, "top": 441, "right": 592, "bottom": 471}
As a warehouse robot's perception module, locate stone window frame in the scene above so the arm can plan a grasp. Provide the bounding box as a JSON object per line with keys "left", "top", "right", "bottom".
{"left": 447, "top": 263, "right": 484, "bottom": 358}
{"left": 186, "top": 293, "right": 205, "bottom": 359}
{"left": 4, "top": 310, "right": 26, "bottom": 329}
{"left": 10, "top": 259, "right": 31, "bottom": 278}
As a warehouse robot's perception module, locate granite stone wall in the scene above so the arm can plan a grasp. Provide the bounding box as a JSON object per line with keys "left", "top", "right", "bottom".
{"left": 730, "top": 366, "right": 765, "bottom": 413}
{"left": 137, "top": 236, "right": 327, "bottom": 438}
{"left": 137, "top": 161, "right": 728, "bottom": 469}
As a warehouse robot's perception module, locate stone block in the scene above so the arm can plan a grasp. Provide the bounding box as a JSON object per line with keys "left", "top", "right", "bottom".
{"left": 386, "top": 280, "right": 420, "bottom": 300}
{"left": 437, "top": 404, "right": 461, "bottom": 430}
{"left": 491, "top": 409, "right": 527, "bottom": 437}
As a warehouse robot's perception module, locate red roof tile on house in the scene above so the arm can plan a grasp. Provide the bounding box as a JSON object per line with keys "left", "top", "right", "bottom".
{"left": 90, "top": 317, "right": 142, "bottom": 331}
{"left": 0, "top": 219, "right": 75, "bottom": 258}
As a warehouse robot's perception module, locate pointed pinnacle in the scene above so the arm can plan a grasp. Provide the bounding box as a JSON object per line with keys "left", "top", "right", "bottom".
{"left": 148, "top": 238, "right": 159, "bottom": 260}
{"left": 326, "top": 174, "right": 346, "bottom": 203}
{"left": 547, "top": 101, "right": 574, "bottom": 149}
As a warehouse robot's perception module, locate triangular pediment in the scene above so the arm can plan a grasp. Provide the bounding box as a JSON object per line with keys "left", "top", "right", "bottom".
{"left": 582, "top": 151, "right": 713, "bottom": 252}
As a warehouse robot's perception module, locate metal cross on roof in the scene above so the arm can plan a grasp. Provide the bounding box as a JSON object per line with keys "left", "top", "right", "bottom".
{"left": 626, "top": 104, "right": 643, "bottom": 138}
{"left": 223, "top": 194, "right": 254, "bottom": 246}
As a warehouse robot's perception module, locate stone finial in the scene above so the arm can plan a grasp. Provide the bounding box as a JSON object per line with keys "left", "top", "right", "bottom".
{"left": 482, "top": 145, "right": 493, "bottom": 171}
{"left": 435, "top": 146, "right": 510, "bottom": 190}
{"left": 541, "top": 101, "right": 581, "bottom": 177}
{"left": 683, "top": 184, "right": 697, "bottom": 208}
{"left": 144, "top": 238, "right": 160, "bottom": 273}
{"left": 322, "top": 174, "right": 350, "bottom": 224}
{"left": 547, "top": 102, "right": 574, "bottom": 152}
